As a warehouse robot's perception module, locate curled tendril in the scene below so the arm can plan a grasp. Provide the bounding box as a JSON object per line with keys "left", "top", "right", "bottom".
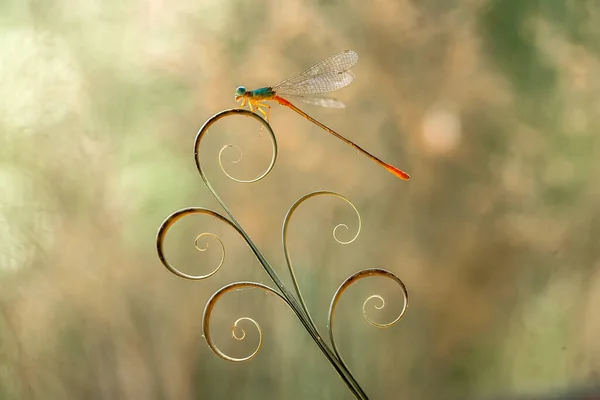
{"left": 333, "top": 222, "right": 358, "bottom": 245}
{"left": 191, "top": 233, "right": 225, "bottom": 279}
{"left": 203, "top": 282, "right": 290, "bottom": 362}
{"left": 362, "top": 295, "right": 403, "bottom": 328}
{"left": 327, "top": 269, "right": 408, "bottom": 361}
{"left": 220, "top": 144, "right": 243, "bottom": 164}
{"left": 218, "top": 144, "right": 256, "bottom": 183}
{"left": 157, "top": 207, "right": 243, "bottom": 280}
{"left": 282, "top": 191, "right": 362, "bottom": 323}
{"left": 195, "top": 109, "right": 277, "bottom": 185}
{"left": 232, "top": 317, "right": 257, "bottom": 341}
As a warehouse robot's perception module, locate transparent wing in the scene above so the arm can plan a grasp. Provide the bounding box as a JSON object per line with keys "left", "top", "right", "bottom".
{"left": 284, "top": 95, "right": 346, "bottom": 108}
{"left": 272, "top": 50, "right": 358, "bottom": 96}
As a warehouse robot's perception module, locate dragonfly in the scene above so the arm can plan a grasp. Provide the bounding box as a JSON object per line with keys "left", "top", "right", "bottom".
{"left": 234, "top": 50, "right": 410, "bottom": 181}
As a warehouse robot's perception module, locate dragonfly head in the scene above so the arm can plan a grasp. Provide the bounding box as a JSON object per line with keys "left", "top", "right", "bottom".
{"left": 234, "top": 86, "right": 246, "bottom": 102}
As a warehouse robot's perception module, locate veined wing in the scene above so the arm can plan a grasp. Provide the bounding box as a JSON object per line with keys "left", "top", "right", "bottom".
{"left": 284, "top": 95, "right": 346, "bottom": 108}
{"left": 272, "top": 50, "right": 358, "bottom": 96}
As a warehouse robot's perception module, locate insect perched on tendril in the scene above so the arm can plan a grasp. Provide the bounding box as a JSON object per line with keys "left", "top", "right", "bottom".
{"left": 234, "top": 50, "right": 411, "bottom": 181}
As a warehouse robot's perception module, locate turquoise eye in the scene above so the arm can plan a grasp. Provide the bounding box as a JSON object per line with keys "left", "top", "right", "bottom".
{"left": 235, "top": 86, "right": 246, "bottom": 96}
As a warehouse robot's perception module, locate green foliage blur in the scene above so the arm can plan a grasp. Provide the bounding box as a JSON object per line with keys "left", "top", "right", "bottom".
{"left": 1, "top": 1, "right": 599, "bottom": 399}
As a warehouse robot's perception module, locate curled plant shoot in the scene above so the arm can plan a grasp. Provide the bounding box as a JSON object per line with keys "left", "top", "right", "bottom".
{"left": 156, "top": 108, "right": 409, "bottom": 399}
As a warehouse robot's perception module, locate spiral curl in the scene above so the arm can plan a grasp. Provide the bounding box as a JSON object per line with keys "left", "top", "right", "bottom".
{"left": 282, "top": 191, "right": 362, "bottom": 321}
{"left": 327, "top": 269, "right": 408, "bottom": 360}
{"left": 156, "top": 208, "right": 241, "bottom": 280}
{"left": 187, "top": 232, "right": 226, "bottom": 279}
{"left": 203, "top": 282, "right": 290, "bottom": 362}
{"left": 195, "top": 109, "right": 277, "bottom": 185}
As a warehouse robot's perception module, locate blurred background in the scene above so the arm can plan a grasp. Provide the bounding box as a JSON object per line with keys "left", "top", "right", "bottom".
{"left": 1, "top": 0, "right": 600, "bottom": 399}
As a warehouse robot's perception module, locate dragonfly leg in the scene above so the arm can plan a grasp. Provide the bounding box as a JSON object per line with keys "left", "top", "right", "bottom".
{"left": 248, "top": 100, "right": 269, "bottom": 135}
{"left": 247, "top": 99, "right": 265, "bottom": 118}
{"left": 256, "top": 102, "right": 271, "bottom": 123}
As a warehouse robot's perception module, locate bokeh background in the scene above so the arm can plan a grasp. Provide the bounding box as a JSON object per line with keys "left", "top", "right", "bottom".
{"left": 1, "top": 0, "right": 600, "bottom": 399}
